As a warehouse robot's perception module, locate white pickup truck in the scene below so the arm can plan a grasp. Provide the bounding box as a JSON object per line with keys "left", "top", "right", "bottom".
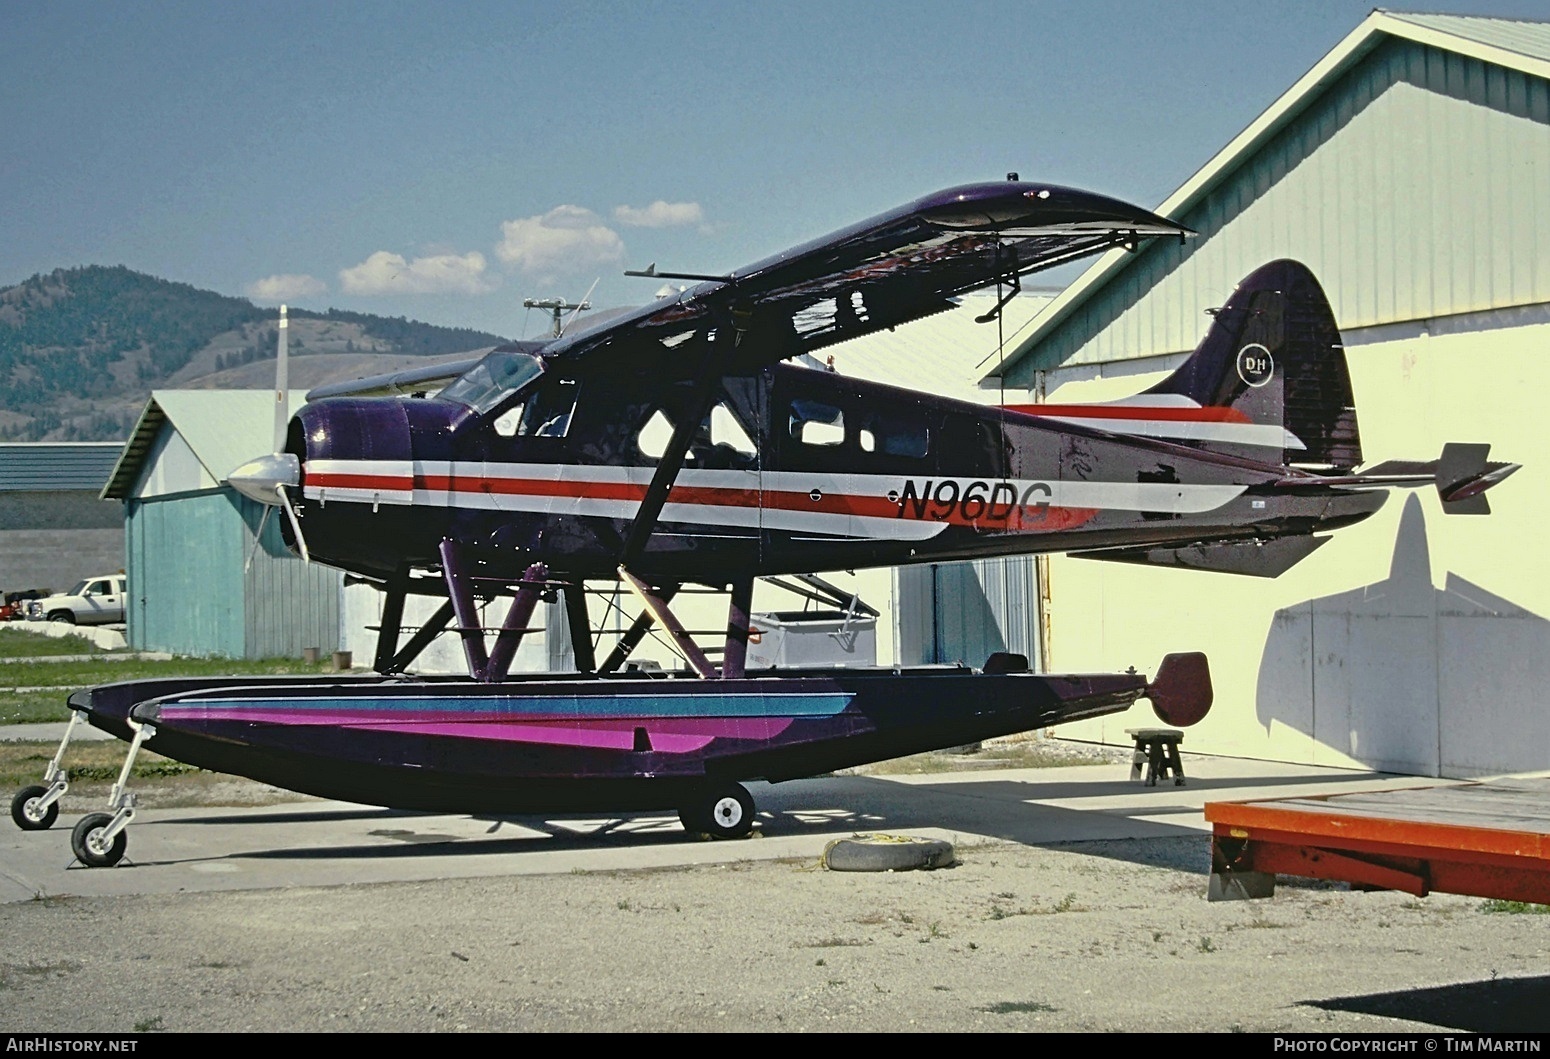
{"left": 26, "top": 574, "right": 128, "bottom": 626}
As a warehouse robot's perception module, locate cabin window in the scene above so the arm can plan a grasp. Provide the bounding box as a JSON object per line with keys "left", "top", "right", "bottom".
{"left": 636, "top": 402, "right": 758, "bottom": 465}
{"left": 858, "top": 412, "right": 929, "bottom": 459}
{"left": 638, "top": 410, "right": 676, "bottom": 459}
{"left": 789, "top": 399, "right": 844, "bottom": 447}
{"left": 710, "top": 404, "right": 756, "bottom": 456}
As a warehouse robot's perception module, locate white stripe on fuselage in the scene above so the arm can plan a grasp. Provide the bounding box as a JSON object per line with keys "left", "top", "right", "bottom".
{"left": 301, "top": 460, "right": 1248, "bottom": 541}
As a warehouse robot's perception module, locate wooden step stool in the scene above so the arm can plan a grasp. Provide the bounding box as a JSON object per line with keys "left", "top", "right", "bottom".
{"left": 1126, "top": 728, "right": 1186, "bottom": 786}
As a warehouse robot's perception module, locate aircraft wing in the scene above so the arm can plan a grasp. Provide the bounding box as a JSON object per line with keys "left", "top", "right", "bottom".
{"left": 542, "top": 181, "right": 1190, "bottom": 375}
{"left": 304, "top": 346, "right": 536, "bottom": 401}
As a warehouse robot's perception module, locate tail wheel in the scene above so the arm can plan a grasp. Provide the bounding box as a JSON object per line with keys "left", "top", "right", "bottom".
{"left": 71, "top": 811, "right": 127, "bottom": 868}
{"left": 682, "top": 782, "right": 755, "bottom": 840}
{"left": 11, "top": 785, "right": 58, "bottom": 831}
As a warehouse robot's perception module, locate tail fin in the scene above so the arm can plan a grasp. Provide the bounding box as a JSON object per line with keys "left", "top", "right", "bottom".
{"left": 1147, "top": 260, "right": 1362, "bottom": 471}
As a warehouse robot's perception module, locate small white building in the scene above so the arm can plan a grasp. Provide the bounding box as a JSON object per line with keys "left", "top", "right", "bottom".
{"left": 102, "top": 390, "right": 342, "bottom": 659}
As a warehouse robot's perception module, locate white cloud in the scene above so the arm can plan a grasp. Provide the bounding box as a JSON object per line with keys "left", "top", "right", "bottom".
{"left": 613, "top": 200, "right": 705, "bottom": 229}
{"left": 246, "top": 273, "right": 327, "bottom": 302}
{"left": 495, "top": 206, "right": 625, "bottom": 274}
{"left": 337, "top": 251, "right": 495, "bottom": 296}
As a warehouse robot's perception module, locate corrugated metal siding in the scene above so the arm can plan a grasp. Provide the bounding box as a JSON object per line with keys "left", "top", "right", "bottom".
{"left": 895, "top": 557, "right": 1041, "bottom": 669}
{"left": 126, "top": 489, "right": 340, "bottom": 658}
{"left": 240, "top": 495, "right": 340, "bottom": 658}
{"left": 1010, "top": 38, "right": 1550, "bottom": 382}
{"left": 0, "top": 444, "right": 122, "bottom": 491}
{"left": 126, "top": 492, "right": 245, "bottom": 657}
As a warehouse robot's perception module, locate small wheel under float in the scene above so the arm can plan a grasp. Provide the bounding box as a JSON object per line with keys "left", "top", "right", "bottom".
{"left": 11, "top": 785, "right": 59, "bottom": 831}
{"left": 823, "top": 834, "right": 956, "bottom": 872}
{"left": 679, "top": 781, "right": 756, "bottom": 839}
{"left": 71, "top": 811, "right": 128, "bottom": 868}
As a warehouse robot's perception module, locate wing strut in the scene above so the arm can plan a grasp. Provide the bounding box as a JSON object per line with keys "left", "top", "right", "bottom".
{"left": 564, "top": 582, "right": 597, "bottom": 674}
{"left": 618, "top": 568, "right": 717, "bottom": 679}
{"left": 598, "top": 584, "right": 681, "bottom": 674}
{"left": 440, "top": 539, "right": 490, "bottom": 681}
{"left": 619, "top": 324, "right": 730, "bottom": 567}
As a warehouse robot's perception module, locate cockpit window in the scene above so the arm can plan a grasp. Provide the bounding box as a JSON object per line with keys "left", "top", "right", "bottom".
{"left": 789, "top": 399, "right": 844, "bottom": 447}
{"left": 437, "top": 351, "right": 546, "bottom": 413}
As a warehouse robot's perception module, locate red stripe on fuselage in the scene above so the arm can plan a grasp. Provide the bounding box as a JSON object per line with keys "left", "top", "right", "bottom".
{"left": 305, "top": 469, "right": 1099, "bottom": 533}
{"left": 1003, "top": 404, "right": 1252, "bottom": 423}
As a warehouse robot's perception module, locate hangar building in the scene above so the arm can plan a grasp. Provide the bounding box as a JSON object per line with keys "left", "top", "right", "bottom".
{"left": 0, "top": 442, "right": 123, "bottom": 596}
{"left": 991, "top": 11, "right": 1550, "bottom": 778}
{"left": 102, "top": 390, "right": 342, "bottom": 659}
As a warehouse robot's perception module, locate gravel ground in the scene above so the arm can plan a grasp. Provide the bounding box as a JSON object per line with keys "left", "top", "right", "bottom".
{"left": 3, "top": 738, "right": 1546, "bottom": 1034}
{"left": 2, "top": 833, "right": 1546, "bottom": 1034}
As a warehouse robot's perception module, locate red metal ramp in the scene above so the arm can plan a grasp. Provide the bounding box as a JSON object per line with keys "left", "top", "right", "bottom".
{"left": 1205, "top": 775, "right": 1550, "bottom": 903}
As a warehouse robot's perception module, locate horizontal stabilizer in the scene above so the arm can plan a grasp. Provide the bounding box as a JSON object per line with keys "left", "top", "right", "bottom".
{"left": 1436, "top": 442, "right": 1519, "bottom": 515}
{"left": 1071, "top": 535, "right": 1327, "bottom": 578}
{"left": 1272, "top": 443, "right": 1519, "bottom": 515}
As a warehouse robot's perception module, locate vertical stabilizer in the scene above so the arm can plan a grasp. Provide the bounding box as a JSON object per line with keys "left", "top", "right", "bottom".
{"left": 1147, "top": 260, "right": 1362, "bottom": 471}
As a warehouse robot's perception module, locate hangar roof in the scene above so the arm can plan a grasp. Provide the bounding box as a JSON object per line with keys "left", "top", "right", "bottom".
{"left": 101, "top": 390, "right": 309, "bottom": 500}
{"left": 993, "top": 10, "right": 1550, "bottom": 381}
{"left": 0, "top": 442, "right": 123, "bottom": 492}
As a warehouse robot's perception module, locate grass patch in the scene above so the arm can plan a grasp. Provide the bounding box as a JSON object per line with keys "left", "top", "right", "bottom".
{"left": 0, "top": 655, "right": 340, "bottom": 725}
{"left": 0, "top": 739, "right": 300, "bottom": 809}
{"left": 0, "top": 627, "right": 104, "bottom": 657}
{"left": 1479, "top": 899, "right": 1550, "bottom": 915}
{"left": 0, "top": 689, "right": 81, "bottom": 725}
{"left": 0, "top": 740, "right": 201, "bottom": 790}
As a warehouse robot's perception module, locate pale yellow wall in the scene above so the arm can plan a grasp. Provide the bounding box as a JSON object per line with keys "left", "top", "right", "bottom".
{"left": 1045, "top": 319, "right": 1549, "bottom": 778}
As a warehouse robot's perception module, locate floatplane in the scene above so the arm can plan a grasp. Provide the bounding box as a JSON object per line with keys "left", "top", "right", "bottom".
{"left": 9, "top": 178, "right": 1517, "bottom": 866}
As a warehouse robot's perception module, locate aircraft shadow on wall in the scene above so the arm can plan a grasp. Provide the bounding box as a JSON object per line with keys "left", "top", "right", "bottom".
{"left": 1255, "top": 493, "right": 1548, "bottom": 776}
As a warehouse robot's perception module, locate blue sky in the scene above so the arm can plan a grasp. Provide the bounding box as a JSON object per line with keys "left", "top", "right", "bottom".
{"left": 2, "top": 1, "right": 1540, "bottom": 339}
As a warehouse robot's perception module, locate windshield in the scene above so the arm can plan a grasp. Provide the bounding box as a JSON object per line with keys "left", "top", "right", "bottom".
{"left": 437, "top": 351, "right": 546, "bottom": 414}
{"left": 66, "top": 581, "right": 87, "bottom": 596}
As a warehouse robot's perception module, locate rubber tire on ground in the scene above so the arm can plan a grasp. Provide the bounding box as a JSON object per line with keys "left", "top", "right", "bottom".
{"left": 824, "top": 835, "right": 956, "bottom": 873}
{"left": 10, "top": 785, "right": 58, "bottom": 831}
{"left": 47, "top": 611, "right": 75, "bottom": 624}
{"left": 71, "top": 811, "right": 127, "bottom": 868}
{"left": 682, "top": 782, "right": 755, "bottom": 839}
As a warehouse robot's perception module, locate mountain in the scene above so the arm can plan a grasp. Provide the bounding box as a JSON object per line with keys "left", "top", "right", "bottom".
{"left": 0, "top": 265, "right": 510, "bottom": 441}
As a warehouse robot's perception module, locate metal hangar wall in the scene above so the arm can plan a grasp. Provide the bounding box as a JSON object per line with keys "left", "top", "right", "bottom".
{"left": 0, "top": 442, "right": 124, "bottom": 595}
{"left": 103, "top": 390, "right": 341, "bottom": 659}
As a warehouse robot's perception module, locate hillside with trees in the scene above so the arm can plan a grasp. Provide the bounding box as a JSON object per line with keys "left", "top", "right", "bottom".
{"left": 0, "top": 266, "right": 508, "bottom": 441}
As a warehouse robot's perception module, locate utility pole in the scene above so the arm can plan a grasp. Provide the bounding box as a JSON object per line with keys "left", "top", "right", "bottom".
{"left": 523, "top": 297, "right": 591, "bottom": 339}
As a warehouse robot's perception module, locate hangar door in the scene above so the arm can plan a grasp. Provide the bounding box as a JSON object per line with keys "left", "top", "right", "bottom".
{"left": 896, "top": 556, "right": 1043, "bottom": 670}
